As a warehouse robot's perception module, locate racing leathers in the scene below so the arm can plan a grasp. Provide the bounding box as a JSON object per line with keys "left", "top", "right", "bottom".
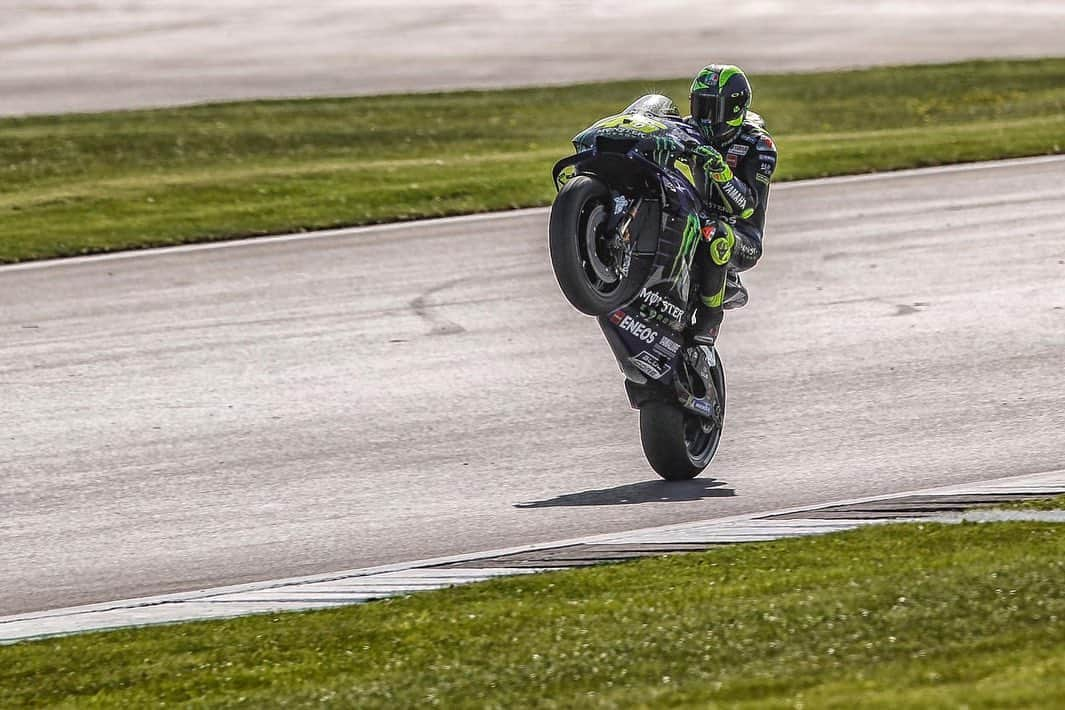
{"left": 685, "top": 113, "right": 777, "bottom": 343}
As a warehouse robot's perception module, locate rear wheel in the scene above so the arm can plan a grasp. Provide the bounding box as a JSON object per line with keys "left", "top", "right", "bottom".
{"left": 549, "top": 176, "right": 639, "bottom": 315}
{"left": 639, "top": 355, "right": 726, "bottom": 480}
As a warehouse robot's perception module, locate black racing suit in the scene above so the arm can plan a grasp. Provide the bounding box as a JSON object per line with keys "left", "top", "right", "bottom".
{"left": 687, "top": 114, "right": 777, "bottom": 327}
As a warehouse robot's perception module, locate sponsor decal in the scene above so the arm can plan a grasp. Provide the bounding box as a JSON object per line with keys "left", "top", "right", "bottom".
{"left": 631, "top": 350, "right": 671, "bottom": 380}
{"left": 599, "top": 126, "right": 652, "bottom": 140}
{"left": 755, "top": 173, "right": 771, "bottom": 185}
{"left": 610, "top": 309, "right": 626, "bottom": 325}
{"left": 722, "top": 182, "right": 747, "bottom": 208}
{"left": 726, "top": 143, "right": 748, "bottom": 168}
{"left": 616, "top": 313, "right": 658, "bottom": 344}
{"left": 757, "top": 135, "right": 775, "bottom": 151}
{"left": 639, "top": 288, "right": 684, "bottom": 320}
{"left": 653, "top": 334, "right": 682, "bottom": 357}
{"left": 689, "top": 397, "right": 715, "bottom": 416}
{"left": 638, "top": 305, "right": 672, "bottom": 325}
{"left": 701, "top": 223, "right": 716, "bottom": 241}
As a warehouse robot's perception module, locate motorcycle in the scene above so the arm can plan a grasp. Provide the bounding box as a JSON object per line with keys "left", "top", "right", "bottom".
{"left": 549, "top": 94, "right": 727, "bottom": 480}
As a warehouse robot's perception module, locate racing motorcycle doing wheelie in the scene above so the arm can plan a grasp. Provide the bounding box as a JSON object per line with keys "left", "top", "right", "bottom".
{"left": 549, "top": 94, "right": 730, "bottom": 481}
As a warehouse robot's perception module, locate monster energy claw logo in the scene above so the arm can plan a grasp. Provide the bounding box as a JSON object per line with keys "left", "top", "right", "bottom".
{"left": 710, "top": 236, "right": 731, "bottom": 265}
{"left": 669, "top": 213, "right": 701, "bottom": 282}
{"left": 652, "top": 136, "right": 676, "bottom": 167}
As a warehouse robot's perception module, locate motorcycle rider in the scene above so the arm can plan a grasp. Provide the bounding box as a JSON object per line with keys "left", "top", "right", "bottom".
{"left": 685, "top": 64, "right": 777, "bottom": 346}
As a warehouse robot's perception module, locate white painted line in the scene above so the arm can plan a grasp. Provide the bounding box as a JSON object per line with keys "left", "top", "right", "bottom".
{"left": 949, "top": 510, "right": 1065, "bottom": 523}
{"left": 0, "top": 568, "right": 552, "bottom": 643}
{"left": 2, "top": 469, "right": 1062, "bottom": 644}
{"left": 568, "top": 468, "right": 1065, "bottom": 544}
{"left": 768, "top": 153, "right": 1065, "bottom": 189}
{"left": 603, "top": 518, "right": 895, "bottom": 545}
{"left": 3, "top": 154, "right": 1062, "bottom": 274}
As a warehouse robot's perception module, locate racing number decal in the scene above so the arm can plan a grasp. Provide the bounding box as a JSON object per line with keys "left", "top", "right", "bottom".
{"left": 555, "top": 165, "right": 577, "bottom": 190}
{"left": 593, "top": 113, "right": 667, "bottom": 134}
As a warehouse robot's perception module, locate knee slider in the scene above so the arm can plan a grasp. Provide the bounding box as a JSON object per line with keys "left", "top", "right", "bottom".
{"left": 709, "top": 221, "right": 735, "bottom": 266}
{"left": 729, "top": 229, "right": 762, "bottom": 271}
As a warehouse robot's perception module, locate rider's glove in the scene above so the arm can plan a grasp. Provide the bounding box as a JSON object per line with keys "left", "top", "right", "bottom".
{"left": 692, "top": 145, "right": 732, "bottom": 183}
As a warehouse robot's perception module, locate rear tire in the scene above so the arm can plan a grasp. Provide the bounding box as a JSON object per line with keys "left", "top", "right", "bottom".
{"left": 549, "top": 176, "right": 639, "bottom": 315}
{"left": 639, "top": 358, "right": 725, "bottom": 481}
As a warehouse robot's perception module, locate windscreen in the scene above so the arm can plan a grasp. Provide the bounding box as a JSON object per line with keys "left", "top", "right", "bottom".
{"left": 623, "top": 94, "right": 680, "bottom": 118}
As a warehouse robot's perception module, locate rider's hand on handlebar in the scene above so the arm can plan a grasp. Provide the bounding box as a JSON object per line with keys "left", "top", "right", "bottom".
{"left": 692, "top": 145, "right": 732, "bottom": 183}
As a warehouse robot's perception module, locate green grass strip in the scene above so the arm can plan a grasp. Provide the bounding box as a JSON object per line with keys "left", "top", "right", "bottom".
{"left": 997, "top": 493, "right": 1065, "bottom": 512}
{"left": 2, "top": 521, "right": 1062, "bottom": 707}
{"left": 2, "top": 58, "right": 1064, "bottom": 263}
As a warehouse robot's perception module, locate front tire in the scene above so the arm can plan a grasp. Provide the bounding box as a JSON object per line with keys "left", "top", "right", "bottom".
{"left": 549, "top": 176, "right": 639, "bottom": 315}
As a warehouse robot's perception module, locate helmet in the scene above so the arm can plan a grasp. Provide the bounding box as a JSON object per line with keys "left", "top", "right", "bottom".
{"left": 689, "top": 64, "right": 752, "bottom": 147}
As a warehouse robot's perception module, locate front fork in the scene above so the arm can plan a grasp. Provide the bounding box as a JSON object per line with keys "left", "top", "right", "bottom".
{"left": 611, "top": 196, "right": 643, "bottom": 277}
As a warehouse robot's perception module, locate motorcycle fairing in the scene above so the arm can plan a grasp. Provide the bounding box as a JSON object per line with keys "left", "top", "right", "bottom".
{"left": 597, "top": 307, "right": 682, "bottom": 386}
{"left": 600, "top": 309, "right": 721, "bottom": 422}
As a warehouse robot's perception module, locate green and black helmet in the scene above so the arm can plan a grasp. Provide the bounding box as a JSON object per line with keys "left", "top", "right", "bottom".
{"left": 689, "top": 64, "right": 752, "bottom": 147}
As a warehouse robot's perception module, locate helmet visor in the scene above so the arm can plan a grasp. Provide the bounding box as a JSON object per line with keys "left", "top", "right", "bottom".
{"left": 691, "top": 92, "right": 724, "bottom": 123}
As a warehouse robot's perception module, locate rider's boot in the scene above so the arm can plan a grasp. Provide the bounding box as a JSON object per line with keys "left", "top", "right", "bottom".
{"left": 722, "top": 269, "right": 748, "bottom": 310}
{"left": 692, "top": 303, "right": 723, "bottom": 347}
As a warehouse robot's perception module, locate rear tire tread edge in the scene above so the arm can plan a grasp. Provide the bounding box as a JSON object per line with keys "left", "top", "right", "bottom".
{"left": 640, "top": 402, "right": 701, "bottom": 480}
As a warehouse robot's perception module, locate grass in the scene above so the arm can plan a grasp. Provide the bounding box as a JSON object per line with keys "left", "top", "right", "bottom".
{"left": 996, "top": 493, "right": 1065, "bottom": 512}
{"left": 2, "top": 521, "right": 1062, "bottom": 707}
{"left": 2, "top": 57, "right": 1065, "bottom": 263}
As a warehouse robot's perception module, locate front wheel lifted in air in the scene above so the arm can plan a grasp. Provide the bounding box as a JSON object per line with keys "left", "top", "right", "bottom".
{"left": 548, "top": 175, "right": 640, "bottom": 316}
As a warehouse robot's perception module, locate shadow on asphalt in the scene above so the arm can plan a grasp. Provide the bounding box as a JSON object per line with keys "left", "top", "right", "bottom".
{"left": 514, "top": 478, "right": 734, "bottom": 508}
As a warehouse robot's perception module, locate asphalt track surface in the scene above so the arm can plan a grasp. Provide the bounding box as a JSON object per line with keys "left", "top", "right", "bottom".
{"left": 4, "top": 1, "right": 1065, "bottom": 116}
{"left": 3, "top": 156, "right": 1065, "bottom": 615}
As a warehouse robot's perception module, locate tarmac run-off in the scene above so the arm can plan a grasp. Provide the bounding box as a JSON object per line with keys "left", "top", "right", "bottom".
{"left": 2, "top": 156, "right": 1064, "bottom": 615}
